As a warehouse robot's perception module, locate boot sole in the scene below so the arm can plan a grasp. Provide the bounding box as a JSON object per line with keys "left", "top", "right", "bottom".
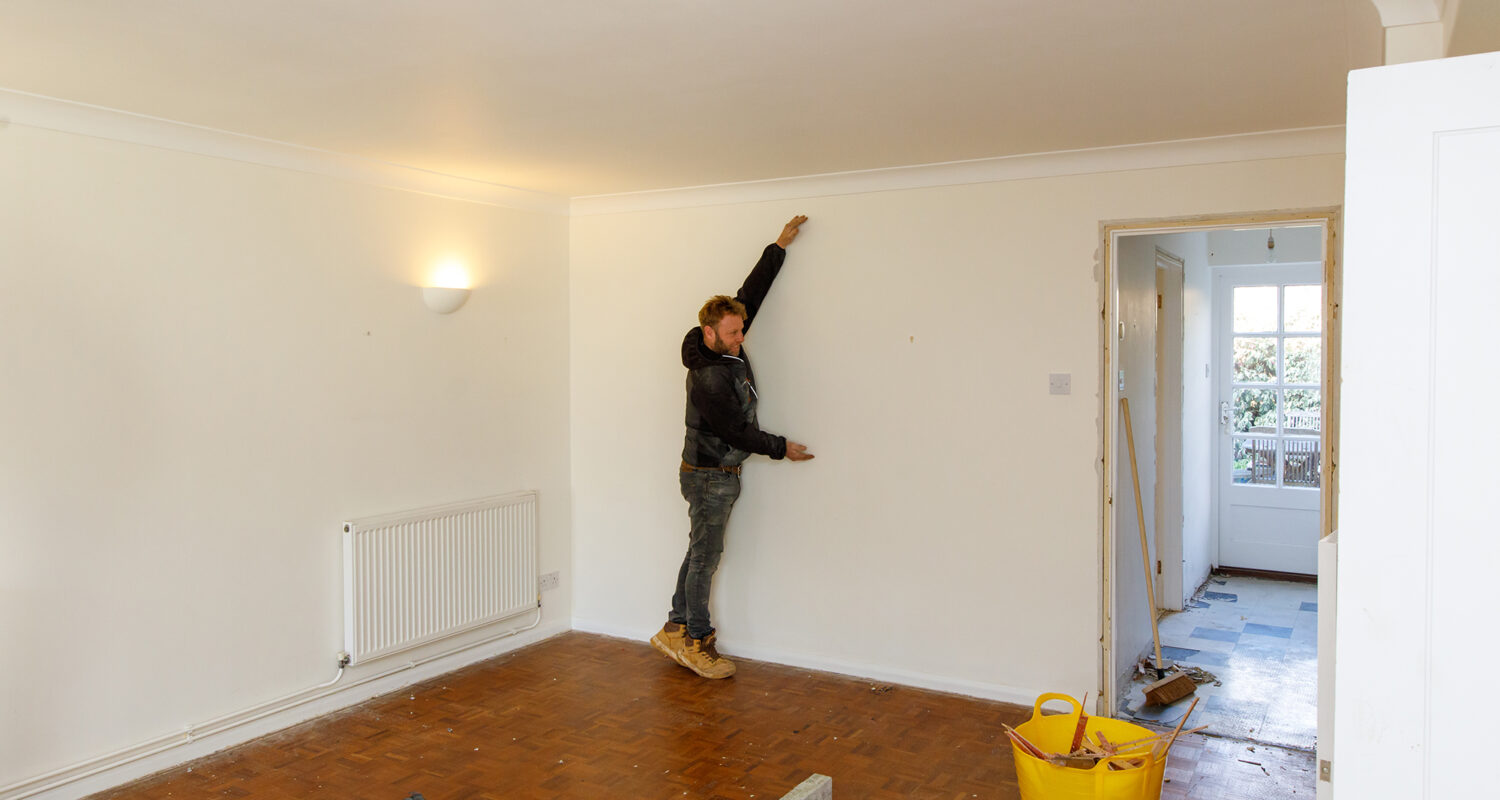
{"left": 680, "top": 654, "right": 736, "bottom": 679}
{"left": 684, "top": 662, "right": 735, "bottom": 679}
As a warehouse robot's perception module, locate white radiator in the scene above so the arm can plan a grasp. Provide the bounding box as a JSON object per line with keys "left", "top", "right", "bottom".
{"left": 342, "top": 491, "right": 538, "bottom": 665}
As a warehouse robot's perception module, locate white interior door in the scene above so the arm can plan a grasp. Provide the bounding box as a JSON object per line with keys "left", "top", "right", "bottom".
{"left": 1215, "top": 263, "right": 1322, "bottom": 575}
{"left": 1155, "top": 249, "right": 1185, "bottom": 610}
{"left": 1337, "top": 51, "right": 1500, "bottom": 798}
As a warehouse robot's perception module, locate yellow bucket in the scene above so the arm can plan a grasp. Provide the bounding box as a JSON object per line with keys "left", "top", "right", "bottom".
{"left": 1011, "top": 693, "right": 1168, "bottom": 800}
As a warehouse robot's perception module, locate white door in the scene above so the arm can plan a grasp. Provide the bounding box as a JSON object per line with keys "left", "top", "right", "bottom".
{"left": 1216, "top": 263, "right": 1322, "bottom": 574}
{"left": 1336, "top": 51, "right": 1500, "bottom": 798}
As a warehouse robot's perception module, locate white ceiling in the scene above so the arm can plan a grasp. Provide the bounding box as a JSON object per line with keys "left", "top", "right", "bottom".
{"left": 0, "top": 0, "right": 1385, "bottom": 198}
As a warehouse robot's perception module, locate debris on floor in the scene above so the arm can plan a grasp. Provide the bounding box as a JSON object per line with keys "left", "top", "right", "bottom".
{"left": 1179, "top": 665, "right": 1222, "bottom": 687}
{"left": 1118, "top": 572, "right": 1319, "bottom": 751}
{"left": 1133, "top": 658, "right": 1221, "bottom": 687}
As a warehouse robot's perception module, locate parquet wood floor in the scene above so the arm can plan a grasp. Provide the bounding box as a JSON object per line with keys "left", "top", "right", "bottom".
{"left": 93, "top": 632, "right": 1314, "bottom": 799}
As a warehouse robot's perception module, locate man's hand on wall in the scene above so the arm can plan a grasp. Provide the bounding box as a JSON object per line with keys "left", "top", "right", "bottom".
{"left": 776, "top": 215, "right": 808, "bottom": 249}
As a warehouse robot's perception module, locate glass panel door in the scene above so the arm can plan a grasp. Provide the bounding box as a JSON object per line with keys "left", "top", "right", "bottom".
{"left": 1217, "top": 263, "right": 1323, "bottom": 575}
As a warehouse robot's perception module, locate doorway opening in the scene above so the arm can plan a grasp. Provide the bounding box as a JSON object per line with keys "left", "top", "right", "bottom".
{"left": 1098, "top": 211, "right": 1340, "bottom": 756}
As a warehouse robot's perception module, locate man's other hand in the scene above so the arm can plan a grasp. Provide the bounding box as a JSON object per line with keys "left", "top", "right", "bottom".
{"left": 785, "top": 441, "right": 814, "bottom": 462}
{"left": 776, "top": 215, "right": 808, "bottom": 248}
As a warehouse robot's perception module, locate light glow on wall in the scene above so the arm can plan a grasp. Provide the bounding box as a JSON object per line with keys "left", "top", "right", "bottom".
{"left": 429, "top": 258, "right": 472, "bottom": 289}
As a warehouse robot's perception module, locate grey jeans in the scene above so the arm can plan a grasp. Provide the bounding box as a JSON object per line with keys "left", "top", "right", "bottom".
{"left": 670, "top": 468, "right": 741, "bottom": 640}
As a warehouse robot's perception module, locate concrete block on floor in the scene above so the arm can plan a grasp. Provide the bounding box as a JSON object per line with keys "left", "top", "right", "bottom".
{"left": 780, "top": 774, "right": 833, "bottom": 800}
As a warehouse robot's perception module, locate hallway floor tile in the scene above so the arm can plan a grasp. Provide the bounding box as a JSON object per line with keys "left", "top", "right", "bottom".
{"left": 1119, "top": 573, "right": 1318, "bottom": 751}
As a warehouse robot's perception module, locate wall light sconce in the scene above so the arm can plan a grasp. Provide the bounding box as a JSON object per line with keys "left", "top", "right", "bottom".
{"left": 422, "top": 286, "right": 470, "bottom": 314}
{"left": 422, "top": 259, "right": 472, "bottom": 314}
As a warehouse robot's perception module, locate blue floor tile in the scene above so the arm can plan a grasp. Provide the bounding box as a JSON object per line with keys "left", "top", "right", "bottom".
{"left": 1203, "top": 591, "right": 1238, "bottom": 602}
{"left": 1179, "top": 650, "right": 1230, "bottom": 667}
{"left": 1231, "top": 638, "right": 1288, "bottom": 662}
{"left": 1190, "top": 626, "right": 1242, "bottom": 643}
{"left": 1127, "top": 699, "right": 1196, "bottom": 725}
{"left": 1188, "top": 599, "right": 1210, "bottom": 609}
{"left": 1205, "top": 694, "right": 1271, "bottom": 721}
{"left": 1300, "top": 601, "right": 1318, "bottom": 612}
{"left": 1161, "top": 645, "right": 1199, "bottom": 661}
{"left": 1243, "top": 623, "right": 1294, "bottom": 639}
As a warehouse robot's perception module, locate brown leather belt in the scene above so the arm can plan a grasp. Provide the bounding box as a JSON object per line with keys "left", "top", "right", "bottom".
{"left": 681, "top": 460, "right": 741, "bottom": 476}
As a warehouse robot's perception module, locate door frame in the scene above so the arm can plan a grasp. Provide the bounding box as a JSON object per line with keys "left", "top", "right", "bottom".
{"left": 1097, "top": 208, "right": 1341, "bottom": 716}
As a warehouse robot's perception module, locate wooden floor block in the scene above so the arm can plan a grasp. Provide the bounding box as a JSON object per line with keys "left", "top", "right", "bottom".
{"left": 91, "top": 632, "right": 1313, "bottom": 799}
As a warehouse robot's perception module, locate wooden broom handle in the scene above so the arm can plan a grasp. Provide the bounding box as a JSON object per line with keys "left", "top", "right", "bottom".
{"left": 1121, "top": 397, "right": 1166, "bottom": 671}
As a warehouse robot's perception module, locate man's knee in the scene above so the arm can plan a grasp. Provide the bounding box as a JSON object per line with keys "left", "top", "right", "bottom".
{"left": 688, "top": 547, "right": 722, "bottom": 574}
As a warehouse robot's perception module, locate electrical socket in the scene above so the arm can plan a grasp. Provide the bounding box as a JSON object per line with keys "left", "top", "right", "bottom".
{"left": 539, "top": 571, "right": 560, "bottom": 592}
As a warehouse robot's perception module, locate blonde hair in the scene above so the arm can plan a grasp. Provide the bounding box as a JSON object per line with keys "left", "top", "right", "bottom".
{"left": 698, "top": 295, "right": 747, "bottom": 328}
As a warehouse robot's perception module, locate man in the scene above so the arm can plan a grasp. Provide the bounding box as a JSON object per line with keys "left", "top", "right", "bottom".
{"left": 650, "top": 215, "right": 815, "bottom": 679}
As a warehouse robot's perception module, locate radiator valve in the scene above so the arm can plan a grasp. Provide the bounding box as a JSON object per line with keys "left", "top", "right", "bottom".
{"left": 336, "top": 651, "right": 351, "bottom": 668}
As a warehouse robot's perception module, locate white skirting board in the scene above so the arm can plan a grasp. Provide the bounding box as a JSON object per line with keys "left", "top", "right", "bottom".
{"left": 3, "top": 621, "right": 569, "bottom": 800}
{"left": 572, "top": 618, "right": 1048, "bottom": 708}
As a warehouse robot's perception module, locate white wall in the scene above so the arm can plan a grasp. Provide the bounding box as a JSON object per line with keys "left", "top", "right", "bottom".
{"left": 0, "top": 108, "right": 1347, "bottom": 795}
{"left": 1114, "top": 235, "right": 1160, "bottom": 673}
{"left": 0, "top": 122, "right": 573, "bottom": 791}
{"left": 569, "top": 154, "right": 1345, "bottom": 703}
{"left": 1170, "top": 232, "right": 1216, "bottom": 601}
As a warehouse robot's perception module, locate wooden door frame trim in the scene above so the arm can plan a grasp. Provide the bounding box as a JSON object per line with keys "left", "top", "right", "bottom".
{"left": 1096, "top": 207, "right": 1341, "bottom": 716}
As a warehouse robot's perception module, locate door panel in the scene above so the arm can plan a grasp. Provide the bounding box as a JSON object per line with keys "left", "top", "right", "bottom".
{"left": 1338, "top": 50, "right": 1500, "bottom": 799}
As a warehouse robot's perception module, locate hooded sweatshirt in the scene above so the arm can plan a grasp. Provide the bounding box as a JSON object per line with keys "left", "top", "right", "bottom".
{"left": 680, "top": 243, "right": 790, "bottom": 467}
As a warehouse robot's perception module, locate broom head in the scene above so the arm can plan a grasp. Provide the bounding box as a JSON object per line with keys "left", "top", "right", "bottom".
{"left": 1143, "top": 669, "right": 1196, "bottom": 706}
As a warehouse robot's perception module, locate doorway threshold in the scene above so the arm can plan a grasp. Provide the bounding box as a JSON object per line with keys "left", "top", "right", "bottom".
{"left": 1215, "top": 565, "right": 1317, "bottom": 584}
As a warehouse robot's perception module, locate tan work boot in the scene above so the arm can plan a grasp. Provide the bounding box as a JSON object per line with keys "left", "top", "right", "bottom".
{"left": 680, "top": 633, "right": 736, "bottom": 679}
{"left": 650, "top": 621, "right": 687, "bottom": 666}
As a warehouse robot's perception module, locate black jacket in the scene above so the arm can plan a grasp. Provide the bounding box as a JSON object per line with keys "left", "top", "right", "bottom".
{"left": 681, "top": 243, "right": 789, "bottom": 467}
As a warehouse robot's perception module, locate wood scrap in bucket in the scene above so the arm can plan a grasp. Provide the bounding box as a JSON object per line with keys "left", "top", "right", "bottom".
{"left": 1068, "top": 692, "right": 1091, "bottom": 753}
{"left": 1003, "top": 709, "right": 1205, "bottom": 771}
{"left": 1150, "top": 697, "right": 1200, "bottom": 760}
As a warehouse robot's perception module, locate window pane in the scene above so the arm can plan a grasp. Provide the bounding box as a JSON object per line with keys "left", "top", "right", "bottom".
{"left": 1234, "top": 388, "right": 1277, "bottom": 433}
{"left": 1233, "top": 437, "right": 1277, "bottom": 485}
{"left": 1284, "top": 338, "right": 1321, "bottom": 384}
{"left": 1283, "top": 437, "right": 1321, "bottom": 488}
{"left": 1234, "top": 286, "right": 1278, "bottom": 332}
{"left": 1284, "top": 389, "right": 1321, "bottom": 432}
{"left": 1284, "top": 284, "right": 1322, "bottom": 332}
{"left": 1234, "top": 337, "right": 1277, "bottom": 383}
